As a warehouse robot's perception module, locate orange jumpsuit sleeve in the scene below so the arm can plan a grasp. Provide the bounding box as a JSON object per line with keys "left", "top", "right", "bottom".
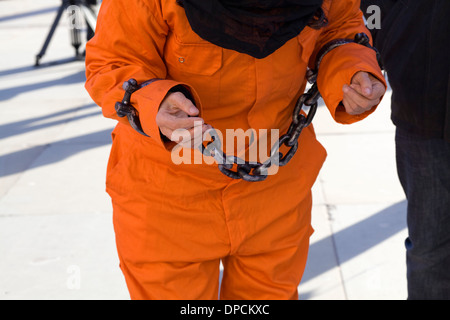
{"left": 84, "top": 0, "right": 201, "bottom": 148}
{"left": 312, "top": 0, "right": 386, "bottom": 124}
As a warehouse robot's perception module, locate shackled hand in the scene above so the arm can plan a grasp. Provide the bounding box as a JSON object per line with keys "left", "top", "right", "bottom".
{"left": 342, "top": 71, "right": 385, "bottom": 115}
{"left": 156, "top": 91, "right": 211, "bottom": 148}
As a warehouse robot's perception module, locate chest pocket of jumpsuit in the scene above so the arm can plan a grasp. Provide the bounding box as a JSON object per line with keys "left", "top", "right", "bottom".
{"left": 164, "top": 32, "right": 223, "bottom": 78}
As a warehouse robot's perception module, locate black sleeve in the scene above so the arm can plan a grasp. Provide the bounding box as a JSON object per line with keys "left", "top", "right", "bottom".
{"left": 361, "top": 0, "right": 397, "bottom": 16}
{"left": 360, "top": 0, "right": 397, "bottom": 42}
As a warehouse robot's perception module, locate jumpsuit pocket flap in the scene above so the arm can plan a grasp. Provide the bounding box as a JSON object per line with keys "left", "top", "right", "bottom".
{"left": 165, "top": 39, "right": 223, "bottom": 76}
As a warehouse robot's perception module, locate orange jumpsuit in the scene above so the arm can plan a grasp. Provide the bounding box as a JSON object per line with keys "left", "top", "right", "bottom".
{"left": 85, "top": 0, "right": 385, "bottom": 300}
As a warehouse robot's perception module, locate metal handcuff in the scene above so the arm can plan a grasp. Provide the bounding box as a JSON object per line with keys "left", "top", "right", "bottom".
{"left": 115, "top": 33, "right": 382, "bottom": 182}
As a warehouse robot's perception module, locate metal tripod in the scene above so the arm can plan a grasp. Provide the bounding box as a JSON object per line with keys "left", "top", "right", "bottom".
{"left": 35, "top": 0, "right": 97, "bottom": 66}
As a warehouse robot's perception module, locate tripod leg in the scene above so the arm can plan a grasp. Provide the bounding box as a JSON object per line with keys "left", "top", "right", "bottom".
{"left": 35, "top": 4, "right": 66, "bottom": 66}
{"left": 68, "top": 5, "right": 82, "bottom": 58}
{"left": 79, "top": 3, "right": 97, "bottom": 41}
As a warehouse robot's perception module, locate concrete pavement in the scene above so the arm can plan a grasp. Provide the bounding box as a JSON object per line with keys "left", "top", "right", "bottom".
{"left": 0, "top": 0, "right": 408, "bottom": 300}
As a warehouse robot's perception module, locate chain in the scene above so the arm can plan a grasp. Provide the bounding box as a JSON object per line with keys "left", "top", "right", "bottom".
{"left": 115, "top": 33, "right": 380, "bottom": 182}
{"left": 199, "top": 80, "right": 319, "bottom": 182}
{"left": 200, "top": 32, "right": 381, "bottom": 182}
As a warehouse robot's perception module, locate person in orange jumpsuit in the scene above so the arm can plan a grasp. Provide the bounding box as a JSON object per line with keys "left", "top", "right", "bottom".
{"left": 85, "top": 0, "right": 386, "bottom": 300}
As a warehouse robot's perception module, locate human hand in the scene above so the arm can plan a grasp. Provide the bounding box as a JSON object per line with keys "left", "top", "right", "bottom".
{"left": 156, "top": 91, "right": 210, "bottom": 147}
{"left": 342, "top": 71, "right": 385, "bottom": 115}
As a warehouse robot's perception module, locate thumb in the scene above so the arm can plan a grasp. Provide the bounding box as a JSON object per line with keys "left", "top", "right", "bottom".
{"left": 352, "top": 71, "right": 373, "bottom": 97}
{"left": 165, "top": 91, "right": 199, "bottom": 116}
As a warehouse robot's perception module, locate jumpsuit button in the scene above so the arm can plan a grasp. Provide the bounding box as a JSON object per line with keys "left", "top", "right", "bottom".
{"left": 178, "top": 57, "right": 185, "bottom": 63}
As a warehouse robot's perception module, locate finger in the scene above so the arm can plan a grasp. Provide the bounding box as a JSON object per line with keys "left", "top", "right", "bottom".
{"left": 348, "top": 86, "right": 380, "bottom": 109}
{"left": 351, "top": 72, "right": 373, "bottom": 97}
{"left": 167, "top": 116, "right": 204, "bottom": 131}
{"left": 157, "top": 106, "right": 204, "bottom": 128}
{"left": 352, "top": 73, "right": 387, "bottom": 101}
{"left": 349, "top": 83, "right": 366, "bottom": 97}
{"left": 351, "top": 82, "right": 386, "bottom": 102}
{"left": 343, "top": 88, "right": 372, "bottom": 115}
{"left": 344, "top": 84, "right": 380, "bottom": 112}
{"left": 342, "top": 94, "right": 361, "bottom": 115}
{"left": 170, "top": 124, "right": 211, "bottom": 147}
{"left": 157, "top": 116, "right": 204, "bottom": 141}
{"left": 371, "top": 81, "right": 386, "bottom": 100}
{"left": 189, "top": 124, "right": 212, "bottom": 148}
{"left": 163, "top": 91, "right": 199, "bottom": 116}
